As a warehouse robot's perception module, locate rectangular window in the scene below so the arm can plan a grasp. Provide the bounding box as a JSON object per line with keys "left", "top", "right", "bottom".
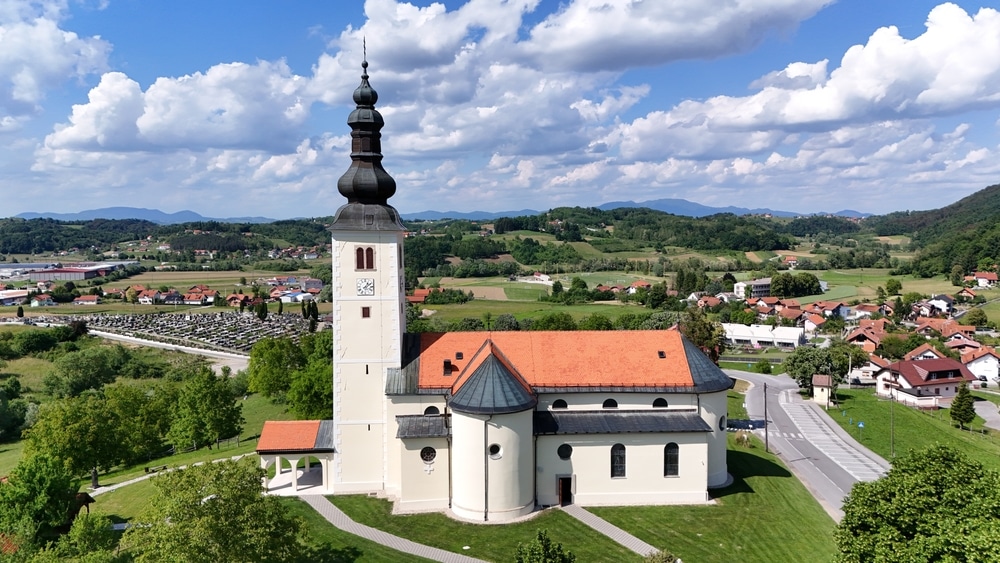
{"left": 361, "top": 307, "right": 371, "bottom": 318}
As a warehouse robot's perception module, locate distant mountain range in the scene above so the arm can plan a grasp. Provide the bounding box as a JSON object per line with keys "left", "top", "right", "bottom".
{"left": 13, "top": 199, "right": 871, "bottom": 224}
{"left": 15, "top": 207, "right": 275, "bottom": 224}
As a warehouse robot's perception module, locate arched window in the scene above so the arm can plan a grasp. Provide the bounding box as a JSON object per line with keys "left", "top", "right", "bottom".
{"left": 365, "top": 247, "right": 375, "bottom": 269}
{"left": 602, "top": 398, "right": 618, "bottom": 409}
{"left": 652, "top": 398, "right": 668, "bottom": 408}
{"left": 552, "top": 399, "right": 568, "bottom": 409}
{"left": 611, "top": 444, "right": 626, "bottom": 478}
{"left": 664, "top": 443, "right": 679, "bottom": 477}
{"left": 423, "top": 406, "right": 440, "bottom": 416}
{"left": 355, "top": 247, "right": 365, "bottom": 270}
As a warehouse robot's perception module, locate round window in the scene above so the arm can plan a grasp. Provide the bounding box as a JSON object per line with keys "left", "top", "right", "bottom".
{"left": 488, "top": 444, "right": 502, "bottom": 460}
{"left": 420, "top": 446, "right": 437, "bottom": 463}
{"left": 719, "top": 416, "right": 727, "bottom": 431}
{"left": 557, "top": 444, "right": 573, "bottom": 460}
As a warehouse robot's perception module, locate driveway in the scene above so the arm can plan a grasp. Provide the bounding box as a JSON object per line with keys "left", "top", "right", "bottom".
{"left": 728, "top": 370, "right": 889, "bottom": 521}
{"left": 974, "top": 397, "right": 1000, "bottom": 431}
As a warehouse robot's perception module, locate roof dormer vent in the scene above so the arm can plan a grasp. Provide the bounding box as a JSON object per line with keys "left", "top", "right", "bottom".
{"left": 443, "top": 359, "right": 453, "bottom": 375}
{"left": 657, "top": 350, "right": 666, "bottom": 359}
{"left": 455, "top": 352, "right": 464, "bottom": 360}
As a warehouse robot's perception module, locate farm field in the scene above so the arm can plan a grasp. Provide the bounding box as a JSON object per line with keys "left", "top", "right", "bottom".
{"left": 421, "top": 300, "right": 645, "bottom": 323}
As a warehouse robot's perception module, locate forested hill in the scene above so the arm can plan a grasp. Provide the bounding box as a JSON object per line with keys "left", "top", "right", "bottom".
{"left": 865, "top": 183, "right": 1000, "bottom": 275}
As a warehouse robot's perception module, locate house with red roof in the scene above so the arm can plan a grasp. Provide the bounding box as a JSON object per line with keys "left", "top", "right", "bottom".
{"left": 973, "top": 271, "right": 997, "bottom": 288}
{"left": 72, "top": 295, "right": 100, "bottom": 305}
{"left": 30, "top": 294, "right": 55, "bottom": 307}
{"left": 876, "top": 358, "right": 976, "bottom": 408}
{"left": 962, "top": 346, "right": 999, "bottom": 383}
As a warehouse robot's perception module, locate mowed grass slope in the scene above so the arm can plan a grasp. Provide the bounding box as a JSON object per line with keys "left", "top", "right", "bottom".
{"left": 329, "top": 495, "right": 642, "bottom": 563}
{"left": 831, "top": 388, "right": 1000, "bottom": 471}
{"left": 591, "top": 436, "right": 836, "bottom": 563}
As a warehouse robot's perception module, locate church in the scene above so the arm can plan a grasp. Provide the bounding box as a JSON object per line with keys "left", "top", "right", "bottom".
{"left": 256, "top": 59, "right": 734, "bottom": 522}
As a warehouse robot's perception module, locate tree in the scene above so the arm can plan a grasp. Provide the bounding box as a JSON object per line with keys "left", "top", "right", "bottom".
{"left": 16, "top": 305, "right": 23, "bottom": 318}
{"left": 0, "top": 453, "right": 78, "bottom": 535}
{"left": 964, "top": 307, "right": 989, "bottom": 327}
{"left": 248, "top": 337, "right": 306, "bottom": 398}
{"left": 256, "top": 301, "right": 268, "bottom": 322}
{"left": 515, "top": 530, "right": 576, "bottom": 563}
{"left": 784, "top": 346, "right": 833, "bottom": 391}
{"left": 835, "top": 445, "right": 1000, "bottom": 562}
{"left": 43, "top": 346, "right": 120, "bottom": 397}
{"left": 24, "top": 396, "right": 119, "bottom": 489}
{"left": 679, "top": 308, "right": 726, "bottom": 363}
{"left": 950, "top": 382, "right": 976, "bottom": 429}
{"left": 950, "top": 264, "right": 965, "bottom": 286}
{"left": 287, "top": 331, "right": 333, "bottom": 419}
{"left": 123, "top": 458, "right": 305, "bottom": 563}
{"left": 103, "top": 382, "right": 175, "bottom": 466}
{"left": 885, "top": 278, "right": 902, "bottom": 296}
{"left": 493, "top": 313, "right": 520, "bottom": 331}
{"left": 125, "top": 287, "right": 138, "bottom": 310}
{"left": 168, "top": 368, "right": 244, "bottom": 450}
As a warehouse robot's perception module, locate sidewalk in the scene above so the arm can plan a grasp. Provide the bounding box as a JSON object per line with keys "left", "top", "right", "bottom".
{"left": 561, "top": 504, "right": 659, "bottom": 557}
{"left": 300, "top": 495, "right": 485, "bottom": 563}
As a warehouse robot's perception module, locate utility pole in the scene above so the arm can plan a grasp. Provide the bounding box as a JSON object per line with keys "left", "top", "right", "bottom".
{"left": 890, "top": 388, "right": 895, "bottom": 458}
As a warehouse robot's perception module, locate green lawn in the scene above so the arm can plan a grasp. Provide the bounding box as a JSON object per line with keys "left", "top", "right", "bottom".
{"left": 328, "top": 495, "right": 642, "bottom": 563}
{"left": 423, "top": 300, "right": 645, "bottom": 323}
{"left": 504, "top": 286, "right": 549, "bottom": 300}
{"left": 830, "top": 389, "right": 1000, "bottom": 471}
{"left": 591, "top": 436, "right": 836, "bottom": 563}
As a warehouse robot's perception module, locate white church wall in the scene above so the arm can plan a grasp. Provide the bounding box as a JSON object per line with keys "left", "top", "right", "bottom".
{"left": 699, "top": 390, "right": 730, "bottom": 488}
{"left": 450, "top": 410, "right": 534, "bottom": 522}
{"left": 536, "top": 392, "right": 698, "bottom": 411}
{"left": 385, "top": 395, "right": 448, "bottom": 497}
{"left": 398, "top": 437, "right": 450, "bottom": 513}
{"left": 536, "top": 434, "right": 709, "bottom": 506}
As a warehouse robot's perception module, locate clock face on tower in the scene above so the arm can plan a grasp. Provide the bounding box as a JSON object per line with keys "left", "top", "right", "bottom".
{"left": 356, "top": 278, "right": 375, "bottom": 296}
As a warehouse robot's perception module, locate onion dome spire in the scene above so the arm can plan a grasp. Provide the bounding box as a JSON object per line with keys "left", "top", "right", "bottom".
{"left": 336, "top": 55, "right": 396, "bottom": 205}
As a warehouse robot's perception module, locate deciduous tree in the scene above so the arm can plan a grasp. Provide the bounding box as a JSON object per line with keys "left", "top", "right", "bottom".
{"left": 248, "top": 337, "right": 306, "bottom": 398}
{"left": 515, "top": 530, "right": 576, "bottom": 563}
{"left": 24, "top": 396, "right": 118, "bottom": 488}
{"left": 168, "top": 368, "right": 243, "bottom": 450}
{"left": 885, "top": 278, "right": 902, "bottom": 296}
{"left": 835, "top": 445, "right": 1000, "bottom": 562}
{"left": 123, "top": 458, "right": 305, "bottom": 563}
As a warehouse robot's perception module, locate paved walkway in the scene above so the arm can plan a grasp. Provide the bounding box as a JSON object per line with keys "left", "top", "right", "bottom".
{"left": 300, "top": 495, "right": 485, "bottom": 563}
{"left": 561, "top": 504, "right": 658, "bottom": 557}
{"left": 90, "top": 454, "right": 249, "bottom": 497}
{"left": 975, "top": 398, "right": 1000, "bottom": 431}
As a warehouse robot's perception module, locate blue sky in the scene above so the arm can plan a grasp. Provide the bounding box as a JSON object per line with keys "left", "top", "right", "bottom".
{"left": 3, "top": 0, "right": 1000, "bottom": 219}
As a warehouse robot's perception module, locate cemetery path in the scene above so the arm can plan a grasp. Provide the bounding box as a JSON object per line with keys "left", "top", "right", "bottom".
{"left": 90, "top": 329, "right": 249, "bottom": 372}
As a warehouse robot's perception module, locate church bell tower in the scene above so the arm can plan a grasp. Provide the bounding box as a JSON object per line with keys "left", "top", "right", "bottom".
{"left": 329, "top": 57, "right": 406, "bottom": 492}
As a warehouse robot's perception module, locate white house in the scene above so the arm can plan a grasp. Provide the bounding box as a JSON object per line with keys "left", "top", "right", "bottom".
{"left": 962, "top": 347, "right": 999, "bottom": 383}
{"left": 876, "top": 358, "right": 976, "bottom": 408}
{"left": 256, "top": 60, "right": 733, "bottom": 522}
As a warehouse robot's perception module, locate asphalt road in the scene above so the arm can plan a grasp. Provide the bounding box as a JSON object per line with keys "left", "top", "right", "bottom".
{"left": 727, "top": 370, "right": 890, "bottom": 521}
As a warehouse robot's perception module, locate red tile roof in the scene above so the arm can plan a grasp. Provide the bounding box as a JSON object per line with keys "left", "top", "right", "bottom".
{"left": 415, "top": 331, "right": 694, "bottom": 391}
{"left": 257, "top": 421, "right": 320, "bottom": 452}
{"left": 889, "top": 358, "right": 975, "bottom": 388}
{"left": 904, "top": 343, "right": 944, "bottom": 361}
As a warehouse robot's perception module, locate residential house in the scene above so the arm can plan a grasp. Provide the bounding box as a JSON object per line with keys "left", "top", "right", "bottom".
{"left": 733, "top": 278, "right": 771, "bottom": 299}
{"left": 72, "top": 295, "right": 100, "bottom": 305}
{"left": 137, "top": 290, "right": 161, "bottom": 305}
{"left": 30, "top": 294, "right": 55, "bottom": 307}
{"left": 782, "top": 256, "right": 798, "bottom": 269}
{"left": 162, "top": 292, "right": 184, "bottom": 306}
{"left": 803, "top": 300, "right": 849, "bottom": 318}
{"left": 697, "top": 296, "right": 722, "bottom": 309}
{"left": 628, "top": 280, "right": 652, "bottom": 294}
{"left": 182, "top": 293, "right": 207, "bottom": 306}
{"left": 973, "top": 271, "right": 997, "bottom": 288}
{"left": 962, "top": 347, "right": 999, "bottom": 383}
{"left": 904, "top": 343, "right": 944, "bottom": 361}
{"left": 956, "top": 287, "right": 977, "bottom": 301}
{"left": 300, "top": 277, "right": 325, "bottom": 292}
{"left": 927, "top": 294, "right": 954, "bottom": 315}
{"left": 876, "top": 357, "right": 976, "bottom": 408}
{"left": 804, "top": 313, "right": 826, "bottom": 334}
{"left": 846, "top": 325, "right": 886, "bottom": 353}
{"left": 850, "top": 303, "right": 882, "bottom": 320}
{"left": 226, "top": 293, "right": 252, "bottom": 307}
